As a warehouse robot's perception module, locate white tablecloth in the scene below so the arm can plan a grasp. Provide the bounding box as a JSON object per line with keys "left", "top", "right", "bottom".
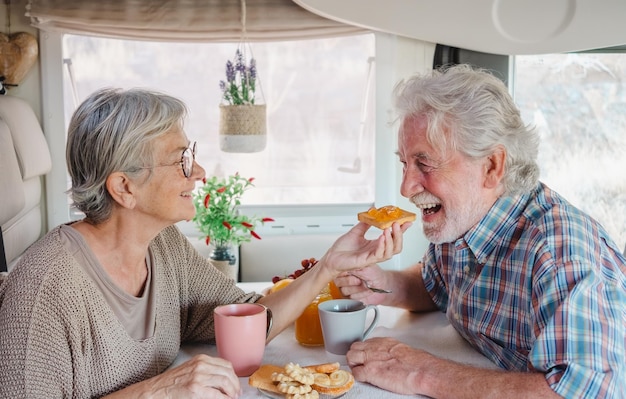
{"left": 171, "top": 282, "right": 499, "bottom": 398}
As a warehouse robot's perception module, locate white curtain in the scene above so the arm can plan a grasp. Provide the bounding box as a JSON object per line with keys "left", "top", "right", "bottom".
{"left": 26, "top": 0, "right": 366, "bottom": 42}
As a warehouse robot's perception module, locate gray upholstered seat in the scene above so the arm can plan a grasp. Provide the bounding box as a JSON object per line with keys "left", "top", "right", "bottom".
{"left": 0, "top": 95, "right": 52, "bottom": 274}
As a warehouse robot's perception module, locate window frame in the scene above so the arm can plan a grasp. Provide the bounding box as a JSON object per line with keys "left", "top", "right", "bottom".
{"left": 40, "top": 31, "right": 433, "bottom": 270}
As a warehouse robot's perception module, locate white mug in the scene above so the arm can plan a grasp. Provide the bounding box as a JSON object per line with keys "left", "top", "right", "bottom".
{"left": 318, "top": 299, "right": 379, "bottom": 355}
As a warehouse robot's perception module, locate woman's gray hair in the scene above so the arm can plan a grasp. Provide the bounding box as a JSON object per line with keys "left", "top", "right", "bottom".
{"left": 392, "top": 64, "right": 539, "bottom": 195}
{"left": 66, "top": 87, "right": 187, "bottom": 224}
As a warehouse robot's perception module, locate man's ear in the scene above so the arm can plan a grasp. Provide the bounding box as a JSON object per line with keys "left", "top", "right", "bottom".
{"left": 106, "top": 172, "right": 137, "bottom": 209}
{"left": 484, "top": 145, "right": 506, "bottom": 189}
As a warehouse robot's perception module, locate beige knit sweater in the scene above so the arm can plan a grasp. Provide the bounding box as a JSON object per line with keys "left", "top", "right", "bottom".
{"left": 0, "top": 224, "right": 261, "bottom": 398}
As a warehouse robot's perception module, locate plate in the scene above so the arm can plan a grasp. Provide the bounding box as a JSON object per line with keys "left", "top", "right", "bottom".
{"left": 257, "top": 388, "right": 346, "bottom": 398}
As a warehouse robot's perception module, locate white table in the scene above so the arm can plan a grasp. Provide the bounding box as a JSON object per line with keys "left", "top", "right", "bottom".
{"left": 171, "top": 282, "right": 499, "bottom": 398}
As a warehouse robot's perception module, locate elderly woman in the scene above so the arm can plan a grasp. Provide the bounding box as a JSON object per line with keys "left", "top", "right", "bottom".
{"left": 0, "top": 88, "right": 410, "bottom": 398}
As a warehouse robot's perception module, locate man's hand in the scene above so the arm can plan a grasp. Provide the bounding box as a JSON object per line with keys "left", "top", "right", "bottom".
{"left": 332, "top": 265, "right": 390, "bottom": 304}
{"left": 346, "top": 337, "right": 560, "bottom": 399}
{"left": 346, "top": 337, "right": 430, "bottom": 395}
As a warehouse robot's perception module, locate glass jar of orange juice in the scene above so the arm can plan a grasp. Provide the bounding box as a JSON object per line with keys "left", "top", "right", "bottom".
{"left": 295, "top": 282, "right": 343, "bottom": 346}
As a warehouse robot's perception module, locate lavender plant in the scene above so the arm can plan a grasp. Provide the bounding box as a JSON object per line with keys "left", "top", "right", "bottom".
{"left": 220, "top": 49, "right": 258, "bottom": 105}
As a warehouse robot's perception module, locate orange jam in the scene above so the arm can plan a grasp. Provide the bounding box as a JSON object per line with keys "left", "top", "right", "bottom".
{"left": 366, "top": 205, "right": 402, "bottom": 221}
{"left": 329, "top": 280, "right": 345, "bottom": 299}
{"left": 295, "top": 285, "right": 333, "bottom": 346}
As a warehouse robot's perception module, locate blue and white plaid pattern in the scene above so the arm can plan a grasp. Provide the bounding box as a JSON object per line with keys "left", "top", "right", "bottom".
{"left": 422, "top": 183, "right": 626, "bottom": 398}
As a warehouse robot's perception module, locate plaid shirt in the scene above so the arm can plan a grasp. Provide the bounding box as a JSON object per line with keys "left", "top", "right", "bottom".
{"left": 422, "top": 182, "right": 626, "bottom": 398}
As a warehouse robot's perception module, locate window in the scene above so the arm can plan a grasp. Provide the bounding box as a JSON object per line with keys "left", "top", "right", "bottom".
{"left": 61, "top": 34, "right": 376, "bottom": 210}
{"left": 513, "top": 53, "right": 626, "bottom": 248}
{"left": 40, "top": 31, "right": 428, "bottom": 272}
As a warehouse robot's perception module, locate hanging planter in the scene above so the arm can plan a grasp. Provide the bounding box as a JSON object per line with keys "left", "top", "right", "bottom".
{"left": 219, "top": 103, "right": 266, "bottom": 153}
{"left": 218, "top": 47, "right": 266, "bottom": 152}
{"left": 218, "top": 0, "right": 267, "bottom": 153}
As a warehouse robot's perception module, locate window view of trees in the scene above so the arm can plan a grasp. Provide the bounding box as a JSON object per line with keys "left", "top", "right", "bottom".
{"left": 515, "top": 53, "right": 626, "bottom": 249}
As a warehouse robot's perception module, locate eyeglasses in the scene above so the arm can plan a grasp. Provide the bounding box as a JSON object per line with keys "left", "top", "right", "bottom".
{"left": 179, "top": 141, "right": 197, "bottom": 178}
{"left": 134, "top": 141, "right": 197, "bottom": 178}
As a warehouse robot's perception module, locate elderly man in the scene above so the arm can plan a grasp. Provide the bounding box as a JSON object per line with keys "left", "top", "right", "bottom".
{"left": 336, "top": 64, "right": 626, "bottom": 398}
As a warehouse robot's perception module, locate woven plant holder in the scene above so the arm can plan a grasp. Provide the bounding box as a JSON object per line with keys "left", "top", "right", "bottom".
{"left": 219, "top": 104, "right": 267, "bottom": 153}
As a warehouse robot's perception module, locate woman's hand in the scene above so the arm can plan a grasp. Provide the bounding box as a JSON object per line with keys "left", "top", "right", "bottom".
{"left": 320, "top": 221, "right": 412, "bottom": 276}
{"left": 104, "top": 354, "right": 241, "bottom": 399}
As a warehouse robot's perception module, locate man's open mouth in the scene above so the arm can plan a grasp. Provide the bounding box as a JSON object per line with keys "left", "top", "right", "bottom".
{"left": 417, "top": 203, "right": 441, "bottom": 216}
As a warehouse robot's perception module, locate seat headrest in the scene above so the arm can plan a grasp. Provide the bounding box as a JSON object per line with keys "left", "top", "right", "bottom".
{"left": 0, "top": 120, "right": 26, "bottom": 225}
{"left": 0, "top": 95, "right": 52, "bottom": 180}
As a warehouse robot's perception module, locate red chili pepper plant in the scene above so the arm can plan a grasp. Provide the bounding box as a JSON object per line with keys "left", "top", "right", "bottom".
{"left": 192, "top": 173, "right": 273, "bottom": 249}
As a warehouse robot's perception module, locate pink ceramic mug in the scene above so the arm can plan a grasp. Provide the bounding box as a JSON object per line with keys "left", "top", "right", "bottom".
{"left": 214, "top": 303, "right": 272, "bottom": 377}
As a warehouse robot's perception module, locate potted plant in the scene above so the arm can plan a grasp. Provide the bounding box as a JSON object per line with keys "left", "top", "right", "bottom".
{"left": 219, "top": 48, "right": 267, "bottom": 153}
{"left": 192, "top": 173, "right": 273, "bottom": 279}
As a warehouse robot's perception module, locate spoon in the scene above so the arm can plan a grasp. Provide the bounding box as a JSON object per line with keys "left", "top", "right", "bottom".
{"left": 349, "top": 273, "right": 392, "bottom": 294}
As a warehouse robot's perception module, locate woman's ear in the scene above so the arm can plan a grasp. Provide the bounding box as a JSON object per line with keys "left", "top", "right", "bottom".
{"left": 484, "top": 145, "right": 506, "bottom": 189}
{"left": 106, "top": 172, "right": 137, "bottom": 209}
